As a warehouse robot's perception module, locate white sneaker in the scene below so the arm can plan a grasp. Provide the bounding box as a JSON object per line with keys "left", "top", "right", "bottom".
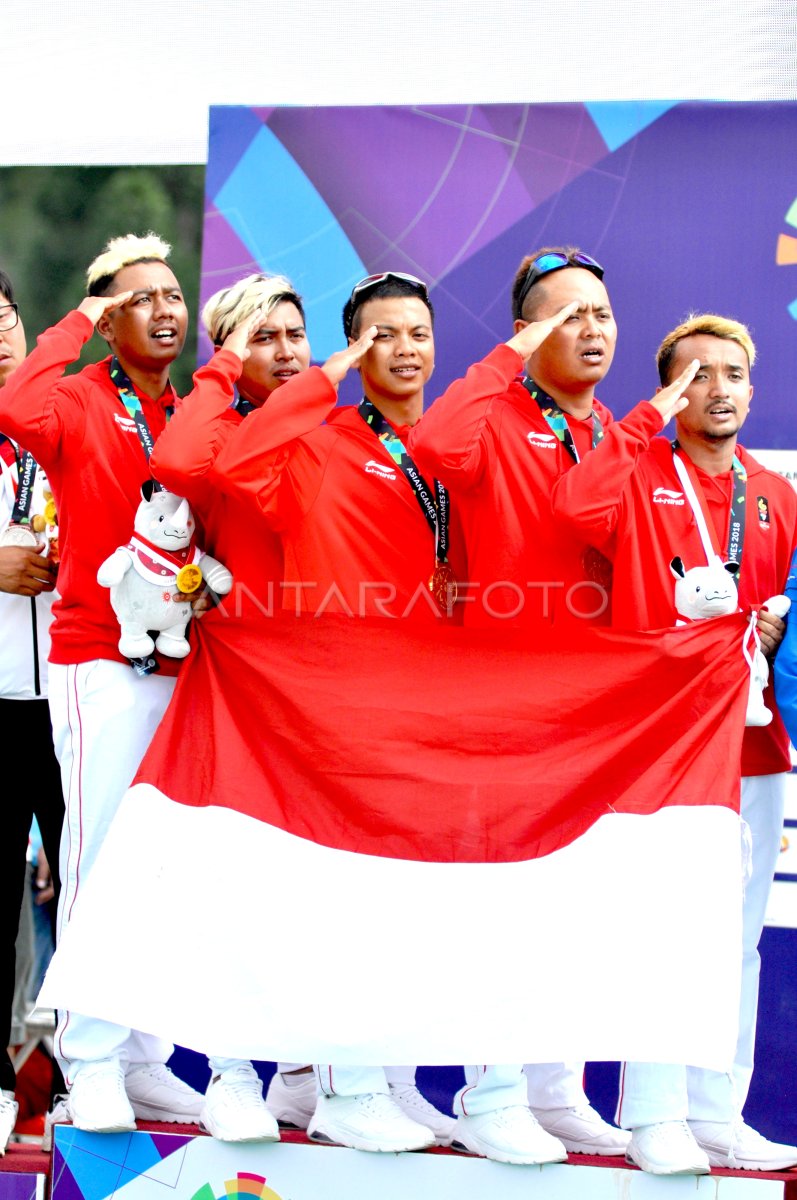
{"left": 389, "top": 1083, "right": 456, "bottom": 1146}
{"left": 199, "top": 1064, "right": 279, "bottom": 1143}
{"left": 0, "top": 1092, "right": 18, "bottom": 1156}
{"left": 451, "top": 1105, "right": 568, "bottom": 1165}
{"left": 689, "top": 1118, "right": 797, "bottom": 1170}
{"left": 533, "top": 1103, "right": 630, "bottom": 1155}
{"left": 42, "top": 1096, "right": 71, "bottom": 1153}
{"left": 125, "top": 1063, "right": 203, "bottom": 1122}
{"left": 69, "top": 1058, "right": 136, "bottom": 1133}
{"left": 308, "top": 1093, "right": 435, "bottom": 1152}
{"left": 626, "top": 1120, "right": 711, "bottom": 1175}
{"left": 265, "top": 1071, "right": 317, "bottom": 1130}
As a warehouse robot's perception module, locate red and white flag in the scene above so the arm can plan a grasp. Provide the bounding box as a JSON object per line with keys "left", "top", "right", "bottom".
{"left": 41, "top": 610, "right": 749, "bottom": 1069}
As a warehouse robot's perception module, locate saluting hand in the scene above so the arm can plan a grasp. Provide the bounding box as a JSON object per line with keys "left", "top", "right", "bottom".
{"left": 77, "top": 291, "right": 135, "bottom": 326}
{"left": 649, "top": 359, "right": 701, "bottom": 425}
{"left": 321, "top": 325, "right": 379, "bottom": 387}
{"left": 505, "top": 300, "right": 580, "bottom": 366}
{"left": 222, "top": 310, "right": 271, "bottom": 364}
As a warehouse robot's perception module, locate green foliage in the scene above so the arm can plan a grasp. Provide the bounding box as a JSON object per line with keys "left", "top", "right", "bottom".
{"left": 0, "top": 165, "right": 204, "bottom": 395}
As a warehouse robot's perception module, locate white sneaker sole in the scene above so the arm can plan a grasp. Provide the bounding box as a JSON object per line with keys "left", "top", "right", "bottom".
{"left": 199, "top": 1107, "right": 279, "bottom": 1143}
{"left": 451, "top": 1135, "right": 566, "bottom": 1166}
{"left": 271, "top": 1112, "right": 312, "bottom": 1130}
{"left": 308, "top": 1123, "right": 433, "bottom": 1153}
{"left": 558, "top": 1138, "right": 629, "bottom": 1156}
{"left": 703, "top": 1150, "right": 797, "bottom": 1171}
{"left": 128, "top": 1098, "right": 202, "bottom": 1123}
{"left": 71, "top": 1116, "right": 136, "bottom": 1134}
{"left": 626, "top": 1148, "right": 710, "bottom": 1175}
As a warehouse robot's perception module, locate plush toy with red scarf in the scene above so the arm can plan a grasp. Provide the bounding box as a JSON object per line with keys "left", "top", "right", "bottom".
{"left": 97, "top": 481, "right": 232, "bottom": 660}
{"left": 670, "top": 554, "right": 789, "bottom": 727}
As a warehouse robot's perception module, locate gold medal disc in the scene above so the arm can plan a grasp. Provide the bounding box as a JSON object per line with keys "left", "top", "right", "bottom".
{"left": 176, "top": 563, "right": 203, "bottom": 594}
{"left": 429, "top": 560, "right": 458, "bottom": 613}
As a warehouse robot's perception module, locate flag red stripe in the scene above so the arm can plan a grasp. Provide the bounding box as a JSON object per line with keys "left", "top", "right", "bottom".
{"left": 135, "top": 610, "right": 749, "bottom": 864}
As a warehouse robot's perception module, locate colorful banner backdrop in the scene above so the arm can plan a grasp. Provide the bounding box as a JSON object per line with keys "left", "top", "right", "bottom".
{"left": 201, "top": 102, "right": 797, "bottom": 449}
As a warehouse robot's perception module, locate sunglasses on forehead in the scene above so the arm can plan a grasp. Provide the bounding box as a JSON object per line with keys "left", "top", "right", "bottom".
{"left": 515, "top": 252, "right": 604, "bottom": 318}
{"left": 349, "top": 271, "right": 429, "bottom": 303}
{"left": 344, "top": 271, "right": 431, "bottom": 337}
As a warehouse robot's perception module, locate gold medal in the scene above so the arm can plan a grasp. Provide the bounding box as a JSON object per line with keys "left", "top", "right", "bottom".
{"left": 176, "top": 563, "right": 203, "bottom": 594}
{"left": 428, "top": 560, "right": 457, "bottom": 613}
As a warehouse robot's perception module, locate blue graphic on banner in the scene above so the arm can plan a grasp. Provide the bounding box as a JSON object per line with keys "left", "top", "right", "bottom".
{"left": 585, "top": 100, "right": 678, "bottom": 151}
{"left": 52, "top": 1126, "right": 192, "bottom": 1200}
{"left": 213, "top": 125, "right": 366, "bottom": 359}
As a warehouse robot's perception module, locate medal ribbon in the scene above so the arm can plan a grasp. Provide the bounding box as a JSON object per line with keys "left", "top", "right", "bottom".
{"left": 9, "top": 443, "right": 38, "bottom": 525}
{"left": 522, "top": 377, "right": 604, "bottom": 464}
{"left": 357, "top": 398, "right": 450, "bottom": 563}
{"left": 233, "top": 394, "right": 257, "bottom": 417}
{"left": 671, "top": 441, "right": 747, "bottom": 571}
{"left": 110, "top": 357, "right": 173, "bottom": 488}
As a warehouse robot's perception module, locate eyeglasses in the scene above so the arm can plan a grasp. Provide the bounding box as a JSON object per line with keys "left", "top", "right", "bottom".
{"left": 514, "top": 252, "right": 604, "bottom": 318}
{"left": 0, "top": 304, "right": 19, "bottom": 332}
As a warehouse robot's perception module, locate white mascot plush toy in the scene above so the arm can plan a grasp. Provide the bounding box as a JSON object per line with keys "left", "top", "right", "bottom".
{"left": 97, "top": 482, "right": 233, "bottom": 660}
{"left": 670, "top": 554, "right": 790, "bottom": 727}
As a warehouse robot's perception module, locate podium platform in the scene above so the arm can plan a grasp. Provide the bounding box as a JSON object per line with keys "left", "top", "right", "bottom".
{"left": 0, "top": 1143, "right": 47, "bottom": 1199}
{"left": 2, "top": 1125, "right": 795, "bottom": 1200}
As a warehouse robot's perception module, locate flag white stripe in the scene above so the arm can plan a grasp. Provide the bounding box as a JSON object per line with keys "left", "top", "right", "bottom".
{"left": 40, "top": 784, "right": 742, "bottom": 1069}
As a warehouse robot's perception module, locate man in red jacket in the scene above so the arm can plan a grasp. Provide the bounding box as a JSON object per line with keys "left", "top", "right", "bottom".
{"left": 408, "top": 246, "right": 622, "bottom": 630}
{"left": 407, "top": 247, "right": 676, "bottom": 1157}
{"left": 0, "top": 236, "right": 275, "bottom": 1143}
{"left": 552, "top": 313, "right": 797, "bottom": 1174}
{"left": 203, "top": 267, "right": 605, "bottom": 1164}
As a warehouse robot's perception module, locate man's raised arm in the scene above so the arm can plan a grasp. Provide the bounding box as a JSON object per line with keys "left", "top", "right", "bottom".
{"left": 408, "top": 302, "right": 580, "bottom": 486}
{"left": 550, "top": 359, "right": 698, "bottom": 545}
{"left": 0, "top": 294, "right": 130, "bottom": 464}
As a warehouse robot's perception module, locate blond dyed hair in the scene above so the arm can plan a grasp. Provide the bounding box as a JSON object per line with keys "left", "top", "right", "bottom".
{"left": 657, "top": 313, "right": 756, "bottom": 384}
{"left": 86, "top": 233, "right": 172, "bottom": 296}
{"left": 202, "top": 273, "right": 304, "bottom": 346}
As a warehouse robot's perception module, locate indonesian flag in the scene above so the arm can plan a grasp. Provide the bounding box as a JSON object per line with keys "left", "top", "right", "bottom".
{"left": 41, "top": 610, "right": 749, "bottom": 1070}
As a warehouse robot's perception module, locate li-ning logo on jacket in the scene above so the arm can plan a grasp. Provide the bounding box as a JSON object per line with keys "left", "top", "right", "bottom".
{"left": 113, "top": 413, "right": 138, "bottom": 433}
{"left": 652, "top": 487, "right": 685, "bottom": 506}
{"left": 526, "top": 431, "right": 557, "bottom": 450}
{"left": 364, "top": 459, "right": 397, "bottom": 480}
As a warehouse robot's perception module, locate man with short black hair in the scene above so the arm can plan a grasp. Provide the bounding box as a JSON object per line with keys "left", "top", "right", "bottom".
{"left": 408, "top": 246, "right": 637, "bottom": 1157}
{"left": 206, "top": 268, "right": 582, "bottom": 1163}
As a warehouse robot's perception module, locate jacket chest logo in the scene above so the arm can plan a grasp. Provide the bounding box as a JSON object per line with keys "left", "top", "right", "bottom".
{"left": 652, "top": 487, "right": 685, "bottom": 507}
{"left": 113, "top": 413, "right": 138, "bottom": 433}
{"left": 526, "top": 431, "right": 557, "bottom": 450}
{"left": 364, "top": 459, "right": 398, "bottom": 481}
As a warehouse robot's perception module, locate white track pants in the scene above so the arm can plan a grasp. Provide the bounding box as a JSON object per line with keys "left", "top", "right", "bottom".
{"left": 617, "top": 773, "right": 786, "bottom": 1127}
{"left": 49, "top": 660, "right": 176, "bottom": 1083}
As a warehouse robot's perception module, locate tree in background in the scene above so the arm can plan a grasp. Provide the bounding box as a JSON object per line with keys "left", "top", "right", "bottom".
{"left": 0, "top": 166, "right": 204, "bottom": 395}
